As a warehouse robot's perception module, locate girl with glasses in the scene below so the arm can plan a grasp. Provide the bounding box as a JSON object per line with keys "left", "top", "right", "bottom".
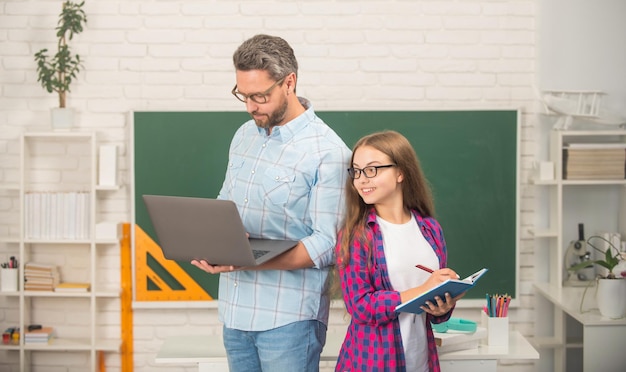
{"left": 335, "top": 130, "right": 461, "bottom": 372}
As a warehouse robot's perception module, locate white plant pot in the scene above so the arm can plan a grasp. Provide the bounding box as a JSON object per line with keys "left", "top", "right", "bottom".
{"left": 596, "top": 278, "right": 626, "bottom": 319}
{"left": 51, "top": 107, "right": 75, "bottom": 130}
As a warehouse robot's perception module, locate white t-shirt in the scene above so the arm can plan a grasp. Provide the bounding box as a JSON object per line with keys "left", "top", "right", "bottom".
{"left": 378, "top": 214, "right": 439, "bottom": 372}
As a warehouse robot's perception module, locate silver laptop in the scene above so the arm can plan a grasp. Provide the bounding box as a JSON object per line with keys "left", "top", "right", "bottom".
{"left": 142, "top": 195, "right": 298, "bottom": 266}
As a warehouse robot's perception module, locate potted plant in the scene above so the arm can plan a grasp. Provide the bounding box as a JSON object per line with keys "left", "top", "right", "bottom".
{"left": 568, "top": 235, "right": 626, "bottom": 318}
{"left": 34, "top": 0, "right": 87, "bottom": 130}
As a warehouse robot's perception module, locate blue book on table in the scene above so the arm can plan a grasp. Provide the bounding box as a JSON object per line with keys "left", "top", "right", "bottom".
{"left": 395, "top": 268, "right": 488, "bottom": 315}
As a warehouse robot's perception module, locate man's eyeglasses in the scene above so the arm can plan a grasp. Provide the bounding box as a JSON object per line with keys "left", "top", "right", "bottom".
{"left": 231, "top": 77, "right": 286, "bottom": 104}
{"left": 347, "top": 164, "right": 396, "bottom": 179}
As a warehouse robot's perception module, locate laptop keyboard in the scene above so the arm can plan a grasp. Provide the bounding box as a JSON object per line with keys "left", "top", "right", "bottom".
{"left": 252, "top": 250, "right": 270, "bottom": 259}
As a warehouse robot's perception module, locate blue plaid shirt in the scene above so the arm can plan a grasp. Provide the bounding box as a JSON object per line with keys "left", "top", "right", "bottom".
{"left": 217, "top": 98, "right": 351, "bottom": 331}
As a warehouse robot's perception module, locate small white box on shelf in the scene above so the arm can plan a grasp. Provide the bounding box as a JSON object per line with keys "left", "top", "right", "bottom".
{"left": 95, "top": 222, "right": 120, "bottom": 240}
{"left": 533, "top": 161, "right": 554, "bottom": 181}
{"left": 98, "top": 145, "right": 117, "bottom": 186}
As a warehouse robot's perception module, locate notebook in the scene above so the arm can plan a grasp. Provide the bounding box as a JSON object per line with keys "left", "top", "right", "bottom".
{"left": 434, "top": 326, "right": 487, "bottom": 353}
{"left": 395, "top": 268, "right": 488, "bottom": 314}
{"left": 142, "top": 195, "right": 298, "bottom": 266}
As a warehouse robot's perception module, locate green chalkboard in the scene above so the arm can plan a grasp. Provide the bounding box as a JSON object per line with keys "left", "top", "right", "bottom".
{"left": 133, "top": 110, "right": 518, "bottom": 301}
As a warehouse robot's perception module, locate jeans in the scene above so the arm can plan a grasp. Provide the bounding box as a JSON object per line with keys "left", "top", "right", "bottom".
{"left": 223, "top": 320, "right": 327, "bottom": 372}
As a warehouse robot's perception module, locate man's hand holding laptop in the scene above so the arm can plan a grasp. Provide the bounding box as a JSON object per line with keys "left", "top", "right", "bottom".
{"left": 191, "top": 260, "right": 239, "bottom": 274}
{"left": 191, "top": 232, "right": 251, "bottom": 274}
{"left": 191, "top": 239, "right": 313, "bottom": 274}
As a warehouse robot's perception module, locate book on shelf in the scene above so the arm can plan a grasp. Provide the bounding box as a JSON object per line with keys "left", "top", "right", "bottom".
{"left": 564, "top": 151, "right": 625, "bottom": 156}
{"left": 563, "top": 148, "right": 625, "bottom": 160}
{"left": 24, "top": 326, "right": 54, "bottom": 344}
{"left": 24, "top": 191, "right": 91, "bottom": 240}
{"left": 24, "top": 283, "right": 55, "bottom": 291}
{"left": 24, "top": 262, "right": 55, "bottom": 271}
{"left": 55, "top": 282, "right": 90, "bottom": 292}
{"left": 25, "top": 326, "right": 54, "bottom": 337}
{"left": 23, "top": 273, "right": 58, "bottom": 280}
{"left": 564, "top": 142, "right": 626, "bottom": 149}
{"left": 395, "top": 268, "right": 488, "bottom": 315}
{"left": 24, "top": 262, "right": 60, "bottom": 291}
{"left": 23, "top": 274, "right": 57, "bottom": 282}
{"left": 24, "top": 338, "right": 52, "bottom": 344}
{"left": 564, "top": 173, "right": 626, "bottom": 180}
{"left": 563, "top": 168, "right": 625, "bottom": 180}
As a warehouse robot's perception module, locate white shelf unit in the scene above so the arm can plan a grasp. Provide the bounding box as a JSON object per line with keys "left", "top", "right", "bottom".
{"left": 532, "top": 129, "right": 626, "bottom": 372}
{"left": 0, "top": 132, "right": 121, "bottom": 372}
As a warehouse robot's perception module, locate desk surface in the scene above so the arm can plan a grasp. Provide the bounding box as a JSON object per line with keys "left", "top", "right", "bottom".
{"left": 535, "top": 283, "right": 626, "bottom": 326}
{"left": 156, "top": 330, "right": 537, "bottom": 364}
{"left": 439, "top": 331, "right": 538, "bottom": 360}
{"left": 155, "top": 332, "right": 345, "bottom": 363}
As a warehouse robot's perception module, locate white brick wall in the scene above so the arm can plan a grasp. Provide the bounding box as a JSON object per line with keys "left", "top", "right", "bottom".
{"left": 0, "top": 1, "right": 543, "bottom": 371}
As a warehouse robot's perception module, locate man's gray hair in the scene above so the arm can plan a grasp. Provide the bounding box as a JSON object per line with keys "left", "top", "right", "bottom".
{"left": 233, "top": 34, "right": 298, "bottom": 82}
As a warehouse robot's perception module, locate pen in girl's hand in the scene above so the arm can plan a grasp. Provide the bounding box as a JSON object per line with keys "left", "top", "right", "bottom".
{"left": 417, "top": 264, "right": 461, "bottom": 279}
{"left": 415, "top": 264, "right": 434, "bottom": 274}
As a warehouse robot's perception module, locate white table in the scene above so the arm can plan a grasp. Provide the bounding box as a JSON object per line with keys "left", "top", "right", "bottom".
{"left": 156, "top": 330, "right": 538, "bottom": 372}
{"left": 534, "top": 283, "right": 626, "bottom": 372}
{"left": 439, "top": 331, "right": 539, "bottom": 372}
{"left": 155, "top": 332, "right": 344, "bottom": 372}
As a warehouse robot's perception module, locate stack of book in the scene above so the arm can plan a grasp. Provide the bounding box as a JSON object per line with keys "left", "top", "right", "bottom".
{"left": 23, "top": 263, "right": 60, "bottom": 291}
{"left": 435, "top": 326, "right": 487, "bottom": 353}
{"left": 562, "top": 143, "right": 626, "bottom": 180}
{"left": 54, "top": 282, "right": 90, "bottom": 293}
{"left": 24, "top": 326, "right": 54, "bottom": 344}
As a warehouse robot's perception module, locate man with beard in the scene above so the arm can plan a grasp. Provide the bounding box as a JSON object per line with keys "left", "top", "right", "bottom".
{"left": 191, "top": 34, "right": 351, "bottom": 372}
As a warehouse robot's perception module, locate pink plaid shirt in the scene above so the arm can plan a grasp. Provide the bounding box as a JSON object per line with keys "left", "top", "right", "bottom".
{"left": 336, "top": 208, "right": 451, "bottom": 372}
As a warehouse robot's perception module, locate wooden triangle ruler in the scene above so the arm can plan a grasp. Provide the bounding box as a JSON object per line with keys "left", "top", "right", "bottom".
{"left": 135, "top": 224, "right": 212, "bottom": 301}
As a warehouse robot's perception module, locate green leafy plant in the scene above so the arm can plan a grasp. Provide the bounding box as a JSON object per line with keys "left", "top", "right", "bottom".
{"left": 568, "top": 235, "right": 624, "bottom": 279}
{"left": 568, "top": 235, "right": 626, "bottom": 314}
{"left": 34, "top": 1, "right": 87, "bottom": 108}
